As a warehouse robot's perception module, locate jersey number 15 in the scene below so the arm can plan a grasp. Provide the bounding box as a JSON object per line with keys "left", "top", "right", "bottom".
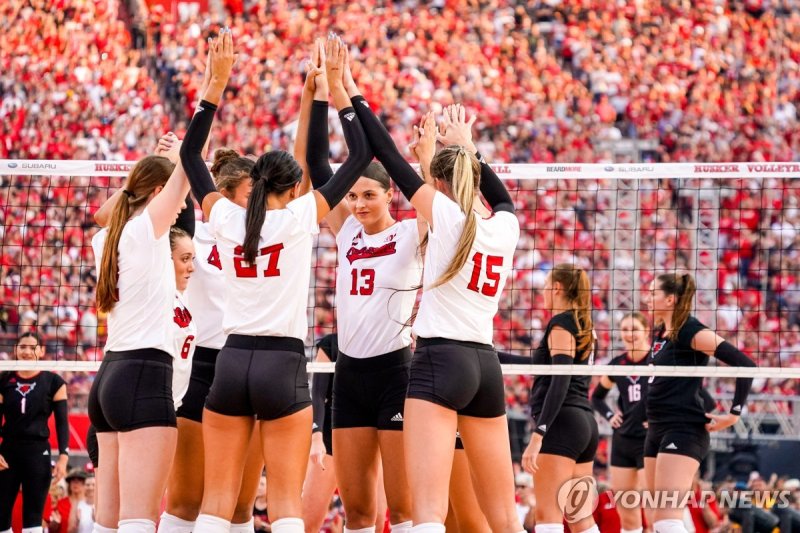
{"left": 467, "top": 252, "right": 503, "bottom": 297}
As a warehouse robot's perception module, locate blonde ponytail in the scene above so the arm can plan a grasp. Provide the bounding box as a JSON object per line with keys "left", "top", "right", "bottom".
{"left": 429, "top": 147, "right": 480, "bottom": 289}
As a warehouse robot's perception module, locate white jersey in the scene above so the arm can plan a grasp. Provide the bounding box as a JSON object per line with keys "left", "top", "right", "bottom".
{"left": 412, "top": 192, "right": 519, "bottom": 345}
{"left": 171, "top": 291, "right": 196, "bottom": 409}
{"left": 335, "top": 216, "right": 422, "bottom": 358}
{"left": 91, "top": 207, "right": 175, "bottom": 354}
{"left": 185, "top": 222, "right": 226, "bottom": 349}
{"left": 209, "top": 194, "right": 319, "bottom": 339}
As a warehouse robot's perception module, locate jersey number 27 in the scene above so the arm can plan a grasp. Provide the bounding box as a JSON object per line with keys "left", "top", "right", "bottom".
{"left": 232, "top": 244, "right": 285, "bottom": 278}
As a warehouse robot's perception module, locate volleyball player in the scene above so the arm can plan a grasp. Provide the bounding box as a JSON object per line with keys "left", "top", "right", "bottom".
{"left": 160, "top": 147, "right": 264, "bottom": 533}
{"left": 642, "top": 273, "right": 756, "bottom": 533}
{"left": 296, "top": 37, "right": 424, "bottom": 533}
{"left": 521, "top": 264, "right": 599, "bottom": 533}
{"left": 88, "top": 123, "right": 190, "bottom": 533}
{"left": 591, "top": 312, "right": 650, "bottom": 533}
{"left": 0, "top": 332, "right": 70, "bottom": 533}
{"left": 343, "top": 59, "right": 523, "bottom": 529}
{"left": 180, "top": 30, "right": 372, "bottom": 533}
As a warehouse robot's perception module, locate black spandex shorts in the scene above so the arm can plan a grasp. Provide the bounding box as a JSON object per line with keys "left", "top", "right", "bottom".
{"left": 205, "top": 335, "right": 311, "bottom": 421}
{"left": 332, "top": 348, "right": 411, "bottom": 430}
{"left": 540, "top": 406, "right": 599, "bottom": 464}
{"left": 407, "top": 338, "right": 505, "bottom": 418}
{"left": 611, "top": 432, "right": 645, "bottom": 469}
{"left": 86, "top": 425, "right": 99, "bottom": 466}
{"left": 644, "top": 422, "right": 710, "bottom": 463}
{"left": 88, "top": 349, "right": 176, "bottom": 432}
{"left": 175, "top": 346, "right": 218, "bottom": 422}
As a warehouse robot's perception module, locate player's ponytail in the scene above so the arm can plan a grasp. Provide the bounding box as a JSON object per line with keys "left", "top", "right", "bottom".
{"left": 428, "top": 146, "right": 480, "bottom": 289}
{"left": 243, "top": 151, "right": 303, "bottom": 263}
{"left": 551, "top": 263, "right": 594, "bottom": 357}
{"left": 97, "top": 156, "right": 174, "bottom": 313}
{"left": 657, "top": 272, "right": 696, "bottom": 342}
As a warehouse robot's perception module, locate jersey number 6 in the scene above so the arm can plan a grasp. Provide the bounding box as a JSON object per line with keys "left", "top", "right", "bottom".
{"left": 467, "top": 252, "right": 503, "bottom": 296}
{"left": 233, "top": 244, "right": 285, "bottom": 278}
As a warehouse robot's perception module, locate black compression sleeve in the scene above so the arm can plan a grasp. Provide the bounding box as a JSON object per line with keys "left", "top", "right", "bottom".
{"left": 54, "top": 400, "right": 69, "bottom": 455}
{"left": 173, "top": 195, "right": 195, "bottom": 237}
{"left": 311, "top": 371, "right": 330, "bottom": 434}
{"left": 714, "top": 342, "right": 756, "bottom": 415}
{"left": 534, "top": 354, "right": 573, "bottom": 436}
{"left": 307, "top": 101, "right": 334, "bottom": 189}
{"left": 351, "top": 95, "right": 424, "bottom": 200}
{"left": 591, "top": 382, "right": 615, "bottom": 421}
{"left": 316, "top": 107, "right": 373, "bottom": 209}
{"left": 180, "top": 100, "right": 218, "bottom": 205}
{"left": 497, "top": 351, "right": 531, "bottom": 365}
{"left": 475, "top": 152, "right": 514, "bottom": 213}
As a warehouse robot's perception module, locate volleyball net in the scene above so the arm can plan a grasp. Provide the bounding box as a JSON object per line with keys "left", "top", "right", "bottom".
{"left": 0, "top": 159, "right": 798, "bottom": 381}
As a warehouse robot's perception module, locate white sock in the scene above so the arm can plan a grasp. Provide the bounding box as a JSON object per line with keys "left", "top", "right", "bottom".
{"left": 622, "top": 529, "right": 644, "bottom": 533}
{"left": 22, "top": 528, "right": 44, "bottom": 533}
{"left": 654, "top": 520, "right": 688, "bottom": 533}
{"left": 578, "top": 527, "right": 600, "bottom": 533}
{"left": 344, "top": 528, "right": 375, "bottom": 533}
{"left": 194, "top": 514, "right": 231, "bottom": 533}
{"left": 2, "top": 528, "right": 13, "bottom": 533}
{"left": 93, "top": 525, "right": 117, "bottom": 533}
{"left": 535, "top": 524, "right": 564, "bottom": 533}
{"left": 118, "top": 520, "right": 156, "bottom": 533}
{"left": 157, "top": 513, "right": 195, "bottom": 533}
{"left": 270, "top": 518, "right": 304, "bottom": 533}
{"left": 229, "top": 519, "right": 254, "bottom": 533}
{"left": 390, "top": 521, "right": 413, "bottom": 533}
{"left": 409, "top": 524, "right": 445, "bottom": 533}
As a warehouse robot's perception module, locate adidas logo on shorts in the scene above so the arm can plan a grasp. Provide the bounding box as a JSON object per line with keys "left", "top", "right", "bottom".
{"left": 538, "top": 424, "right": 547, "bottom": 432}
{"left": 344, "top": 112, "right": 356, "bottom": 121}
{"left": 391, "top": 413, "right": 403, "bottom": 422}
{"left": 665, "top": 442, "right": 678, "bottom": 450}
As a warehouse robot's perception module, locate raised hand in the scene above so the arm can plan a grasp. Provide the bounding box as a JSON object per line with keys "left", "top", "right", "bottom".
{"left": 437, "top": 103, "right": 478, "bottom": 154}
{"left": 411, "top": 112, "right": 436, "bottom": 171}
{"left": 202, "top": 28, "right": 235, "bottom": 104}
{"left": 154, "top": 132, "right": 182, "bottom": 164}
{"left": 325, "top": 32, "right": 345, "bottom": 89}
{"left": 211, "top": 28, "right": 236, "bottom": 85}
{"left": 342, "top": 41, "right": 360, "bottom": 97}
{"left": 305, "top": 38, "right": 327, "bottom": 100}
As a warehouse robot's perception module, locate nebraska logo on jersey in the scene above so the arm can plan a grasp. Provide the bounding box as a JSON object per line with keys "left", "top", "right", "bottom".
{"left": 16, "top": 382, "right": 36, "bottom": 397}
{"left": 174, "top": 307, "right": 193, "bottom": 328}
{"left": 651, "top": 340, "right": 667, "bottom": 356}
{"left": 346, "top": 241, "right": 398, "bottom": 264}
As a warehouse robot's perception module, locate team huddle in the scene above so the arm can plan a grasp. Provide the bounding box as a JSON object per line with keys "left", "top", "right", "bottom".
{"left": 0, "top": 30, "right": 760, "bottom": 533}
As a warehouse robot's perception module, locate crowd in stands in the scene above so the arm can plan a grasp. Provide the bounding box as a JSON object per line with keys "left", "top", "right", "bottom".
{"left": 1, "top": 0, "right": 799, "bottom": 423}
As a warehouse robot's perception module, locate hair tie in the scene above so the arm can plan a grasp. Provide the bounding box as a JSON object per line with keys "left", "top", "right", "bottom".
{"left": 122, "top": 190, "right": 134, "bottom": 198}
